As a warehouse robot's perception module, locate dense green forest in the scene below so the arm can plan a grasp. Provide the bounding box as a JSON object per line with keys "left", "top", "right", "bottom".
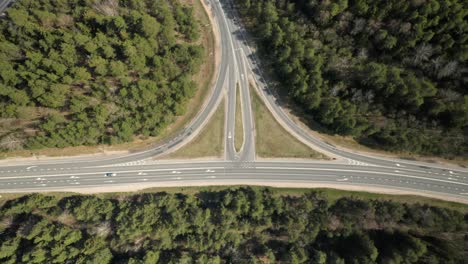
{"left": 0, "top": 0, "right": 203, "bottom": 151}
{"left": 0, "top": 187, "right": 466, "bottom": 263}
{"left": 235, "top": 0, "right": 467, "bottom": 158}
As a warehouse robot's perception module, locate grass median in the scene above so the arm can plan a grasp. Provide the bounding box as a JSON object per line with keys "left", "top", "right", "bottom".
{"left": 251, "top": 85, "right": 328, "bottom": 159}
{"left": 235, "top": 84, "right": 244, "bottom": 152}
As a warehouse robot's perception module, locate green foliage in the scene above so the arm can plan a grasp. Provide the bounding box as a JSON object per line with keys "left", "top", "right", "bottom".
{"left": 0, "top": 188, "right": 465, "bottom": 263}
{"left": 0, "top": 0, "right": 203, "bottom": 151}
{"left": 235, "top": 0, "right": 467, "bottom": 158}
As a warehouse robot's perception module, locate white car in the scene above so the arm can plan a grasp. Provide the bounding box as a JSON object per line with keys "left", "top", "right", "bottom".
{"left": 228, "top": 132, "right": 232, "bottom": 139}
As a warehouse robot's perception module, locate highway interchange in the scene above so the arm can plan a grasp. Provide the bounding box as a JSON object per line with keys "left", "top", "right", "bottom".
{"left": 0, "top": 0, "right": 467, "bottom": 203}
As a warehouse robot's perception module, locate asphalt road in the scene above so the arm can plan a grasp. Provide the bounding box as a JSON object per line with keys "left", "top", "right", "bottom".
{"left": 0, "top": 0, "right": 12, "bottom": 14}
{"left": 0, "top": 161, "right": 467, "bottom": 201}
{"left": 221, "top": 0, "right": 255, "bottom": 162}
{"left": 0, "top": 0, "right": 467, "bottom": 202}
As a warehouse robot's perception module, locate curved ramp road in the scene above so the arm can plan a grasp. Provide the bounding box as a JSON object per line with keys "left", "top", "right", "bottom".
{"left": 0, "top": 0, "right": 467, "bottom": 203}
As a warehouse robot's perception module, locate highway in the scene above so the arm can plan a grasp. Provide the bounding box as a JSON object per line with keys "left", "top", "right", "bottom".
{"left": 0, "top": 161, "right": 467, "bottom": 201}
{"left": 0, "top": 0, "right": 467, "bottom": 203}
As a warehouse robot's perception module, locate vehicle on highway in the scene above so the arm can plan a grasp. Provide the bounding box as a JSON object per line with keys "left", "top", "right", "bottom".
{"left": 228, "top": 132, "right": 232, "bottom": 139}
{"left": 105, "top": 172, "right": 117, "bottom": 177}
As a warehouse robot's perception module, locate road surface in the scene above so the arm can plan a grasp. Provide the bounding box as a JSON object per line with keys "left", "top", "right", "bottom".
{"left": 0, "top": 0, "right": 12, "bottom": 14}
{"left": 0, "top": 161, "right": 467, "bottom": 202}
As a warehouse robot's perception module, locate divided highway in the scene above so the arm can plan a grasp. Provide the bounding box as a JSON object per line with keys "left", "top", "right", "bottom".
{"left": 0, "top": 162, "right": 467, "bottom": 202}
{"left": 221, "top": 0, "right": 468, "bottom": 175}
{"left": 0, "top": 0, "right": 467, "bottom": 203}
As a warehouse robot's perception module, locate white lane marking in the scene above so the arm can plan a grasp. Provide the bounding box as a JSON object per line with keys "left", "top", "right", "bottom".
{"left": 254, "top": 167, "right": 468, "bottom": 186}
{"left": 38, "top": 184, "right": 47, "bottom": 187}
{"left": 347, "top": 159, "right": 370, "bottom": 166}
{"left": 173, "top": 177, "right": 182, "bottom": 180}
{"left": 205, "top": 176, "right": 216, "bottom": 179}
{"left": 336, "top": 178, "right": 349, "bottom": 182}
{"left": 3, "top": 165, "right": 465, "bottom": 189}
{"left": 460, "top": 192, "right": 468, "bottom": 195}
{"left": 104, "top": 180, "right": 114, "bottom": 183}
{"left": 70, "top": 182, "right": 80, "bottom": 185}
{"left": 0, "top": 167, "right": 225, "bottom": 180}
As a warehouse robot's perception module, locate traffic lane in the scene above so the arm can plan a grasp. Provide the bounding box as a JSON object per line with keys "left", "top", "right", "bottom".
{"left": 1, "top": 162, "right": 467, "bottom": 186}
{"left": 0, "top": 170, "right": 467, "bottom": 200}
{"left": 1, "top": 167, "right": 467, "bottom": 197}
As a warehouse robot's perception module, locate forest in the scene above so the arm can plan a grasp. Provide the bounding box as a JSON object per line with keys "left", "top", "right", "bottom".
{"left": 0, "top": 0, "right": 203, "bottom": 151}
{"left": 0, "top": 187, "right": 466, "bottom": 263}
{"left": 234, "top": 0, "right": 467, "bottom": 158}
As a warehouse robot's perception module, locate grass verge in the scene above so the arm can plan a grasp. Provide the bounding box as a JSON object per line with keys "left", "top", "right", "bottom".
{"left": 251, "top": 85, "right": 327, "bottom": 159}
{"left": 162, "top": 99, "right": 225, "bottom": 159}
{"left": 2, "top": 186, "right": 466, "bottom": 213}
{"left": 235, "top": 84, "right": 243, "bottom": 152}
{"left": 0, "top": 0, "right": 216, "bottom": 159}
